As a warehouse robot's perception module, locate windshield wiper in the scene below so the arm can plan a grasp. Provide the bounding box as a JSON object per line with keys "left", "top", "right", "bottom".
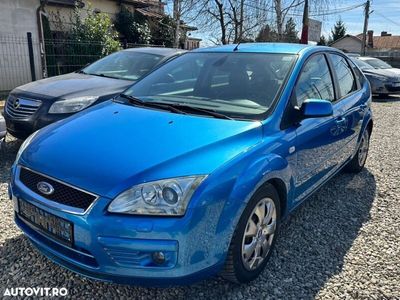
{"left": 83, "top": 72, "right": 120, "bottom": 79}
{"left": 119, "top": 94, "right": 187, "bottom": 114}
{"left": 119, "top": 94, "right": 232, "bottom": 120}
{"left": 162, "top": 103, "right": 233, "bottom": 120}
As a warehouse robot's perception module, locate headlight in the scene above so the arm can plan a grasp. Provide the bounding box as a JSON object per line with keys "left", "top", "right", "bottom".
{"left": 108, "top": 176, "right": 206, "bottom": 216}
{"left": 48, "top": 96, "right": 98, "bottom": 114}
{"left": 15, "top": 130, "right": 39, "bottom": 163}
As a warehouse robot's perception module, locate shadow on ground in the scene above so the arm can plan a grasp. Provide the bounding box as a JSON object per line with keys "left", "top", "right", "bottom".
{"left": 372, "top": 94, "right": 400, "bottom": 102}
{"left": 0, "top": 163, "right": 376, "bottom": 299}
{"left": 0, "top": 134, "right": 21, "bottom": 184}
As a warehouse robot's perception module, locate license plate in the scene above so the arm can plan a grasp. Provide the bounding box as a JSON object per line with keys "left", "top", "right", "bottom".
{"left": 392, "top": 82, "right": 400, "bottom": 87}
{"left": 18, "top": 199, "right": 73, "bottom": 246}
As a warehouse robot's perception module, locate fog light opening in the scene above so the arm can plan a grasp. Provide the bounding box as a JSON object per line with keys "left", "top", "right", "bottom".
{"left": 152, "top": 251, "right": 166, "bottom": 265}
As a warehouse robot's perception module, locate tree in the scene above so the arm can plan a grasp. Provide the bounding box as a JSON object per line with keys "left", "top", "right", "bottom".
{"left": 274, "top": 0, "right": 303, "bottom": 41}
{"left": 317, "top": 35, "right": 327, "bottom": 45}
{"left": 115, "top": 6, "right": 151, "bottom": 44}
{"left": 331, "top": 19, "right": 346, "bottom": 42}
{"left": 256, "top": 24, "right": 278, "bottom": 42}
{"left": 149, "top": 16, "right": 176, "bottom": 47}
{"left": 181, "top": 0, "right": 271, "bottom": 45}
{"left": 282, "top": 17, "right": 298, "bottom": 42}
{"left": 272, "top": 0, "right": 339, "bottom": 43}
{"left": 70, "top": 5, "right": 120, "bottom": 55}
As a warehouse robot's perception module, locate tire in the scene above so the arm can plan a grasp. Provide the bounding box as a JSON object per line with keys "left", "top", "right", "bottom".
{"left": 344, "top": 129, "right": 370, "bottom": 173}
{"left": 221, "top": 183, "right": 281, "bottom": 283}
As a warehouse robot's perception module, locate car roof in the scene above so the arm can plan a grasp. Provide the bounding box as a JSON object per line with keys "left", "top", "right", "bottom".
{"left": 191, "top": 43, "right": 313, "bottom": 54}
{"left": 122, "top": 47, "right": 187, "bottom": 57}
{"left": 346, "top": 53, "right": 361, "bottom": 57}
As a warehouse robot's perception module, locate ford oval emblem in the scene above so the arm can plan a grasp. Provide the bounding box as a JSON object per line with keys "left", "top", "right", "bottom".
{"left": 37, "top": 181, "right": 55, "bottom": 195}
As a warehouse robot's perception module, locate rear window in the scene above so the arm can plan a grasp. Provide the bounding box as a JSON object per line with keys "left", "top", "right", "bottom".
{"left": 83, "top": 51, "right": 163, "bottom": 81}
{"left": 349, "top": 60, "right": 366, "bottom": 86}
{"left": 329, "top": 54, "right": 357, "bottom": 97}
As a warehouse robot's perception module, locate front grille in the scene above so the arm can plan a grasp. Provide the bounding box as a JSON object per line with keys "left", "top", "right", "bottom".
{"left": 19, "top": 167, "right": 97, "bottom": 211}
{"left": 6, "top": 95, "right": 41, "bottom": 119}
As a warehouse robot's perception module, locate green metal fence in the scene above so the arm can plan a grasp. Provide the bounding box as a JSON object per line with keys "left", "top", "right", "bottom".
{"left": 0, "top": 34, "right": 164, "bottom": 100}
{"left": 44, "top": 39, "right": 164, "bottom": 77}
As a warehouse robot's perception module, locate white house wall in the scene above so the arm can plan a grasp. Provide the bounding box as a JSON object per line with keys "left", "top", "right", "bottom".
{"left": 331, "top": 37, "right": 362, "bottom": 54}
{"left": 0, "top": 0, "right": 42, "bottom": 94}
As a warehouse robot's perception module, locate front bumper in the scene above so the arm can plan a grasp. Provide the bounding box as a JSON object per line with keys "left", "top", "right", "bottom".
{"left": 9, "top": 167, "right": 226, "bottom": 286}
{"left": 3, "top": 92, "right": 73, "bottom": 139}
{"left": 368, "top": 79, "right": 400, "bottom": 95}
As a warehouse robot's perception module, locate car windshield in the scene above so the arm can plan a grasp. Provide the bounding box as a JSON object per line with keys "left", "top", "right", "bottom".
{"left": 122, "top": 52, "right": 296, "bottom": 120}
{"left": 353, "top": 59, "right": 373, "bottom": 70}
{"left": 363, "top": 58, "right": 392, "bottom": 69}
{"left": 82, "top": 51, "right": 164, "bottom": 80}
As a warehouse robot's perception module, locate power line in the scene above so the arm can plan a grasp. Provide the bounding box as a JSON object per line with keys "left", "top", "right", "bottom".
{"left": 374, "top": 11, "right": 400, "bottom": 28}
{"left": 244, "top": 2, "right": 365, "bottom": 17}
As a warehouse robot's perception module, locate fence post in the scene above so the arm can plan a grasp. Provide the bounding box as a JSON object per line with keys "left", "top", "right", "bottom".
{"left": 27, "top": 32, "right": 36, "bottom": 81}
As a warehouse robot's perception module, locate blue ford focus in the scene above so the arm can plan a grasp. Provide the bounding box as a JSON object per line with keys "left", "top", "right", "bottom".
{"left": 9, "top": 43, "right": 373, "bottom": 285}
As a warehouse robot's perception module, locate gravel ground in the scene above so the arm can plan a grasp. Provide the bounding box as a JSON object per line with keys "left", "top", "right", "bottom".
{"left": 0, "top": 98, "right": 399, "bottom": 299}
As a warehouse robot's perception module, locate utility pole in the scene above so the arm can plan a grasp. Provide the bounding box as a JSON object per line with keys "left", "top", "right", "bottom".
{"left": 361, "top": 0, "right": 371, "bottom": 56}
{"left": 238, "top": 0, "right": 244, "bottom": 41}
{"left": 173, "top": 0, "right": 180, "bottom": 48}
{"left": 300, "top": 0, "right": 309, "bottom": 44}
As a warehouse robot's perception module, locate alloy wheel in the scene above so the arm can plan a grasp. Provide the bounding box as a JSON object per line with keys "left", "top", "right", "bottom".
{"left": 358, "top": 130, "right": 369, "bottom": 166}
{"left": 241, "top": 198, "right": 277, "bottom": 271}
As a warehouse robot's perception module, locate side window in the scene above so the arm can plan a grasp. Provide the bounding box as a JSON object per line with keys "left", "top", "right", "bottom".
{"left": 295, "top": 54, "right": 335, "bottom": 107}
{"left": 329, "top": 54, "right": 357, "bottom": 97}
{"left": 348, "top": 59, "right": 366, "bottom": 86}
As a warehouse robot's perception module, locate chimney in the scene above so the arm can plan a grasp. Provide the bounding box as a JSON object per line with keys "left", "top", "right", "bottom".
{"left": 367, "top": 30, "right": 374, "bottom": 48}
{"left": 381, "top": 31, "right": 392, "bottom": 37}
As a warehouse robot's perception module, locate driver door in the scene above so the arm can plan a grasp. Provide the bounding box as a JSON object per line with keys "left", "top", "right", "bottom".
{"left": 292, "top": 53, "right": 341, "bottom": 202}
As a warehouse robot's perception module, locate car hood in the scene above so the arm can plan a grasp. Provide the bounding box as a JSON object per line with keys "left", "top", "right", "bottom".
{"left": 15, "top": 73, "right": 133, "bottom": 99}
{"left": 363, "top": 68, "right": 400, "bottom": 80}
{"left": 20, "top": 102, "right": 262, "bottom": 198}
{"left": 382, "top": 68, "right": 400, "bottom": 76}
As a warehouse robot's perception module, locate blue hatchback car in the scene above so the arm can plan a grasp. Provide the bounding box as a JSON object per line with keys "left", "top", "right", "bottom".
{"left": 9, "top": 43, "right": 373, "bottom": 285}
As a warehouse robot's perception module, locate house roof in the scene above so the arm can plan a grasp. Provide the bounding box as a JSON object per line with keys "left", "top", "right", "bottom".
{"left": 136, "top": 8, "right": 164, "bottom": 18}
{"left": 329, "top": 34, "right": 362, "bottom": 46}
{"left": 121, "top": 0, "right": 162, "bottom": 8}
{"left": 335, "top": 33, "right": 400, "bottom": 50}
{"left": 372, "top": 36, "right": 400, "bottom": 49}
{"left": 46, "top": 0, "right": 76, "bottom": 7}
{"left": 47, "top": 0, "right": 162, "bottom": 8}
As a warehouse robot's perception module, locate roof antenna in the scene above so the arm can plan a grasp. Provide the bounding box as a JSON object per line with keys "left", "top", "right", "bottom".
{"left": 233, "top": 40, "right": 241, "bottom": 51}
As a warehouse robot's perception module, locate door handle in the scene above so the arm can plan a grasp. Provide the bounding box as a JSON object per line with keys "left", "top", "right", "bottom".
{"left": 335, "top": 117, "right": 346, "bottom": 124}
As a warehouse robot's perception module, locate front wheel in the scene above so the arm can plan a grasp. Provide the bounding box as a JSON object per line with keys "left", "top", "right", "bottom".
{"left": 221, "top": 184, "right": 280, "bottom": 283}
{"left": 344, "top": 129, "right": 370, "bottom": 173}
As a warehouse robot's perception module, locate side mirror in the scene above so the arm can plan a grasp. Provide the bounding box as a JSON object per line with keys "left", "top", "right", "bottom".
{"left": 301, "top": 99, "right": 333, "bottom": 118}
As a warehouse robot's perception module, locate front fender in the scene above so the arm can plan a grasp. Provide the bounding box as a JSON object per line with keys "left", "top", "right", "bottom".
{"left": 210, "top": 152, "right": 294, "bottom": 259}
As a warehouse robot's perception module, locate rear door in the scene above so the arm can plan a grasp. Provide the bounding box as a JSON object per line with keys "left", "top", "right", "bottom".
{"left": 327, "top": 53, "right": 365, "bottom": 165}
